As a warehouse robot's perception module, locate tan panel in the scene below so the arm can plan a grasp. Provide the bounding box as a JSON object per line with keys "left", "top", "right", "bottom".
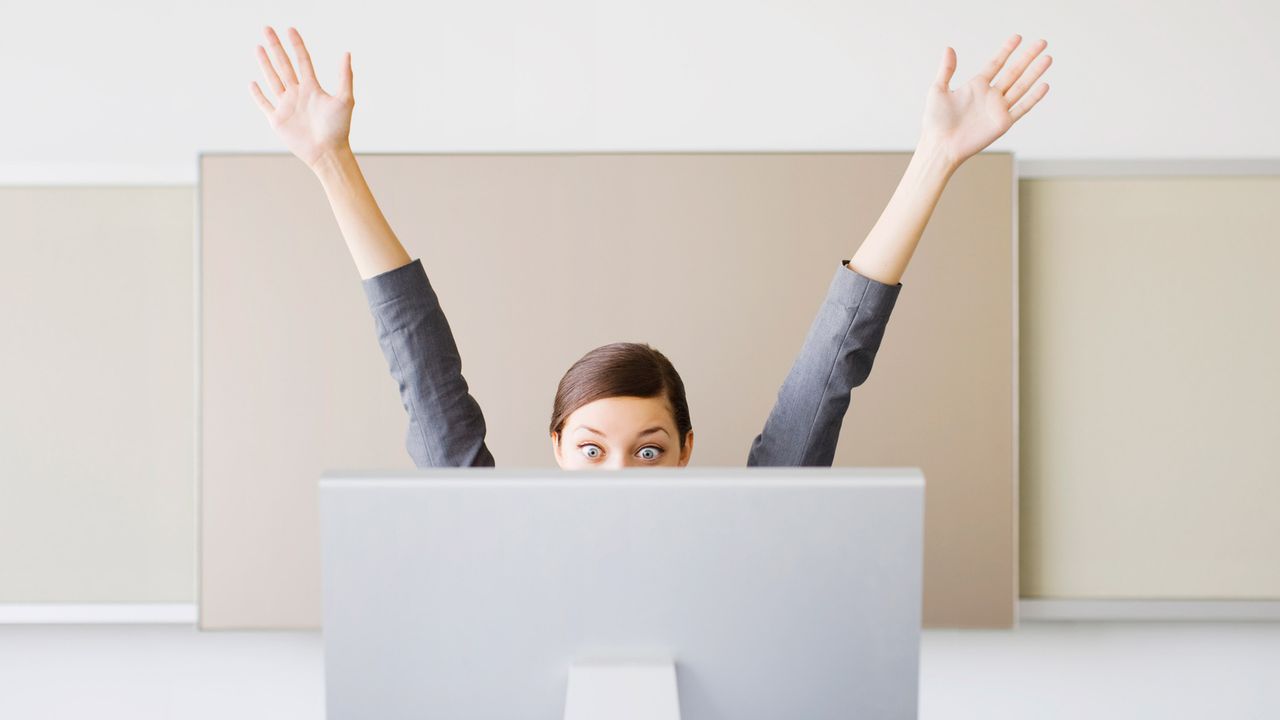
{"left": 0, "top": 187, "right": 194, "bottom": 602}
{"left": 200, "top": 153, "right": 1015, "bottom": 628}
{"left": 1020, "top": 177, "right": 1280, "bottom": 598}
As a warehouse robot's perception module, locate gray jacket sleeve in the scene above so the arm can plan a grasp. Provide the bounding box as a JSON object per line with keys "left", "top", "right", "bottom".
{"left": 747, "top": 259, "right": 903, "bottom": 466}
{"left": 361, "top": 258, "right": 496, "bottom": 468}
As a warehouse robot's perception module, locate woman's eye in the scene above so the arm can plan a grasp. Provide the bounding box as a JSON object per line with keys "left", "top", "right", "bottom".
{"left": 637, "top": 446, "right": 662, "bottom": 461}
{"left": 579, "top": 444, "right": 602, "bottom": 459}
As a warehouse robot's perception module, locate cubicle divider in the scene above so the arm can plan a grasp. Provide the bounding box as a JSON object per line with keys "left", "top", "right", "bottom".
{"left": 0, "top": 187, "right": 195, "bottom": 610}
{"left": 1018, "top": 164, "right": 1280, "bottom": 608}
{"left": 7, "top": 159, "right": 1272, "bottom": 626}
{"left": 198, "top": 152, "right": 1018, "bottom": 629}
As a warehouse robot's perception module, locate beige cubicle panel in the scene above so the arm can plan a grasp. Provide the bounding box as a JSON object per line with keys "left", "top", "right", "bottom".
{"left": 0, "top": 187, "right": 194, "bottom": 604}
{"left": 200, "top": 152, "right": 1015, "bottom": 629}
{"left": 1020, "top": 176, "right": 1280, "bottom": 599}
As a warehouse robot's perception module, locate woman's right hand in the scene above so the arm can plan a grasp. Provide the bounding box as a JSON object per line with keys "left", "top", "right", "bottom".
{"left": 249, "top": 26, "right": 354, "bottom": 171}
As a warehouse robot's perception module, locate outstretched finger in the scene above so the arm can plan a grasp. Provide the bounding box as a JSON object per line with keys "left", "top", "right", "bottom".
{"left": 338, "top": 51, "right": 353, "bottom": 100}
{"left": 249, "top": 81, "right": 275, "bottom": 115}
{"left": 287, "top": 27, "right": 318, "bottom": 85}
{"left": 255, "top": 45, "right": 285, "bottom": 95}
{"left": 933, "top": 46, "right": 956, "bottom": 91}
{"left": 263, "top": 26, "right": 299, "bottom": 86}
{"left": 1004, "top": 54, "right": 1052, "bottom": 107}
{"left": 993, "top": 38, "right": 1047, "bottom": 96}
{"left": 1009, "top": 83, "right": 1049, "bottom": 123}
{"left": 977, "top": 33, "right": 1022, "bottom": 84}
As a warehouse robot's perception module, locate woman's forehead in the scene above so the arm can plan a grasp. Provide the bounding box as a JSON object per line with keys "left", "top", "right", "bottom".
{"left": 568, "top": 395, "right": 674, "bottom": 431}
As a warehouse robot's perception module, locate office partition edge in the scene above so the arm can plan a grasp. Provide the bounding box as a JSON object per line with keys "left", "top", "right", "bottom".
{"left": 5, "top": 157, "right": 1278, "bottom": 185}
{"left": 1016, "top": 158, "right": 1280, "bottom": 177}
{"left": 1010, "top": 153, "right": 1022, "bottom": 630}
{"left": 0, "top": 604, "right": 198, "bottom": 624}
{"left": 1018, "top": 600, "right": 1280, "bottom": 622}
{"left": 9, "top": 602, "right": 1278, "bottom": 624}
{"left": 195, "top": 155, "right": 206, "bottom": 629}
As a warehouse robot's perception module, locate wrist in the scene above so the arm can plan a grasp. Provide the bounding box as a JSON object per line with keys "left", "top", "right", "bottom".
{"left": 914, "top": 133, "right": 962, "bottom": 178}
{"left": 309, "top": 143, "right": 356, "bottom": 183}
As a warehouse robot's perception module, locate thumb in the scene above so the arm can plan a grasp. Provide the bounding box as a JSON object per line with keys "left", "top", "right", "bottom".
{"left": 933, "top": 46, "right": 956, "bottom": 91}
{"left": 338, "top": 51, "right": 354, "bottom": 100}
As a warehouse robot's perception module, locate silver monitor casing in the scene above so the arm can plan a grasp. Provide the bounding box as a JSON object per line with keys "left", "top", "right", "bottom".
{"left": 319, "top": 466, "right": 924, "bottom": 719}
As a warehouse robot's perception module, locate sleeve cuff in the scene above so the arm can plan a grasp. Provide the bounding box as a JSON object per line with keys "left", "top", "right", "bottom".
{"left": 361, "top": 258, "right": 431, "bottom": 307}
{"left": 833, "top": 258, "right": 903, "bottom": 318}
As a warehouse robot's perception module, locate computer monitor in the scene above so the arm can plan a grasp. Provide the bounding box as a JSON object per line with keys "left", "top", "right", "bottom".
{"left": 319, "top": 466, "right": 924, "bottom": 719}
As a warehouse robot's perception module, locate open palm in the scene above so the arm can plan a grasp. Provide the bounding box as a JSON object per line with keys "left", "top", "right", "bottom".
{"left": 249, "top": 26, "right": 354, "bottom": 169}
{"left": 923, "top": 34, "right": 1052, "bottom": 167}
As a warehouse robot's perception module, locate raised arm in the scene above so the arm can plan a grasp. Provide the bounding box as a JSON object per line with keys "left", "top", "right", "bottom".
{"left": 846, "top": 34, "right": 1051, "bottom": 286}
{"left": 250, "top": 26, "right": 495, "bottom": 467}
{"left": 748, "top": 34, "right": 1052, "bottom": 466}
{"left": 249, "top": 26, "right": 408, "bottom": 279}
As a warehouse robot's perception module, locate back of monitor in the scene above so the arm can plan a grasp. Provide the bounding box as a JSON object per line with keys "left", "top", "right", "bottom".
{"left": 320, "top": 467, "right": 924, "bottom": 720}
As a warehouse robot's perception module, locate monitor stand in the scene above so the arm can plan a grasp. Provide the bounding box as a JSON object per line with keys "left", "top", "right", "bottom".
{"left": 563, "top": 660, "right": 681, "bottom": 720}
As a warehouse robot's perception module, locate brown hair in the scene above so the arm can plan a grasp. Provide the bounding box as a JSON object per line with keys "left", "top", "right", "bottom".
{"left": 549, "top": 342, "right": 692, "bottom": 450}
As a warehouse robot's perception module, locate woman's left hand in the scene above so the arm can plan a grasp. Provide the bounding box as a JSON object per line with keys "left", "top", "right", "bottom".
{"left": 921, "top": 34, "right": 1052, "bottom": 170}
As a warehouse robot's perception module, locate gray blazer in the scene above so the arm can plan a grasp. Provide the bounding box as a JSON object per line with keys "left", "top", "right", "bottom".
{"left": 361, "top": 258, "right": 902, "bottom": 467}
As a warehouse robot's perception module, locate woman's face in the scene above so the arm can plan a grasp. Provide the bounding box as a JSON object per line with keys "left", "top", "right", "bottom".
{"left": 551, "top": 395, "right": 693, "bottom": 469}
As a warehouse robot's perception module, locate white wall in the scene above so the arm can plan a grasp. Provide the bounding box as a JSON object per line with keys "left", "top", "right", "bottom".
{"left": 2, "top": 0, "right": 1277, "bottom": 184}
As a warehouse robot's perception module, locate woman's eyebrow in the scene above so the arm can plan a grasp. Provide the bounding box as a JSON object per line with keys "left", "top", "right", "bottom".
{"left": 574, "top": 425, "right": 670, "bottom": 438}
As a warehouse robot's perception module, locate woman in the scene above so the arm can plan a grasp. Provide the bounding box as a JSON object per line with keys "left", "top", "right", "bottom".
{"left": 249, "top": 27, "right": 1050, "bottom": 470}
